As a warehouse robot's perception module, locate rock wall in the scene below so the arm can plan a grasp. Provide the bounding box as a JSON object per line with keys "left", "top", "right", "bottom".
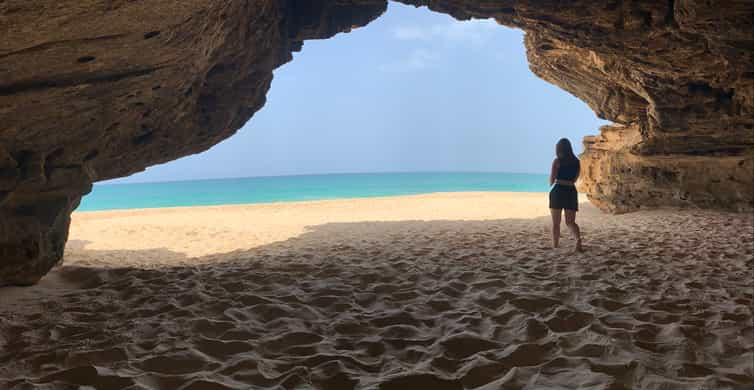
{"left": 1, "top": 0, "right": 752, "bottom": 285}
{"left": 579, "top": 123, "right": 753, "bottom": 213}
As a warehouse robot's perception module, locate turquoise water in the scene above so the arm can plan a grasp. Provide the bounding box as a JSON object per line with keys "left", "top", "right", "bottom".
{"left": 77, "top": 172, "right": 550, "bottom": 211}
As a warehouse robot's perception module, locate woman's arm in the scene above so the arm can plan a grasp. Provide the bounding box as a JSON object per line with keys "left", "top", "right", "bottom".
{"left": 549, "top": 159, "right": 558, "bottom": 186}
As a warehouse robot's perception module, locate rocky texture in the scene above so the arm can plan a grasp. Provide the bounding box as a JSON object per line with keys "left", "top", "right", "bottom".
{"left": 579, "top": 123, "right": 754, "bottom": 212}
{"left": 0, "top": 0, "right": 752, "bottom": 285}
{"left": 516, "top": 1, "right": 754, "bottom": 213}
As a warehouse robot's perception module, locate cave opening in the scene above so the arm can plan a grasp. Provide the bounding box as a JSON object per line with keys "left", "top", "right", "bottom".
{"left": 65, "top": 1, "right": 611, "bottom": 271}
{"left": 84, "top": 1, "right": 608, "bottom": 210}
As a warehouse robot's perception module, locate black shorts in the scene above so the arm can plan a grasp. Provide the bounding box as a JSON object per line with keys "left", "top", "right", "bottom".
{"left": 549, "top": 184, "right": 578, "bottom": 211}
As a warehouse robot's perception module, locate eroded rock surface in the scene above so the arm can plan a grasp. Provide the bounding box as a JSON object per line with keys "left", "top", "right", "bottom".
{"left": 1, "top": 0, "right": 752, "bottom": 284}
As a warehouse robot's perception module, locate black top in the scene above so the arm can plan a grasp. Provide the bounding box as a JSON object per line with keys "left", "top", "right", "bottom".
{"left": 556, "top": 158, "right": 580, "bottom": 181}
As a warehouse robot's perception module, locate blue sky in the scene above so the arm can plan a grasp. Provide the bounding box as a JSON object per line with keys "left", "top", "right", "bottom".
{"left": 112, "top": 2, "right": 608, "bottom": 184}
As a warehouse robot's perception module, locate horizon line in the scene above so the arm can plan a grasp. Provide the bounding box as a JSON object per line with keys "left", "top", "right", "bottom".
{"left": 98, "top": 170, "right": 549, "bottom": 186}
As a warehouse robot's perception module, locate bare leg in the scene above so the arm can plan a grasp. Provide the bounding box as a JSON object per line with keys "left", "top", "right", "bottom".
{"left": 550, "top": 208, "right": 562, "bottom": 248}
{"left": 564, "top": 209, "right": 583, "bottom": 252}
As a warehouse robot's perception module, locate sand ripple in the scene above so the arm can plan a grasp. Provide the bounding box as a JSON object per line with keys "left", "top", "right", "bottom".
{"left": 1, "top": 201, "right": 752, "bottom": 389}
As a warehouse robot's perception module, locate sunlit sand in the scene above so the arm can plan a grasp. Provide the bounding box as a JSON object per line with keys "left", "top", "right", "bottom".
{"left": 1, "top": 192, "right": 752, "bottom": 388}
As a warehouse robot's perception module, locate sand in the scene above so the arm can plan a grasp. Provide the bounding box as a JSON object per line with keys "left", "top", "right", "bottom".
{"left": 1, "top": 192, "right": 752, "bottom": 389}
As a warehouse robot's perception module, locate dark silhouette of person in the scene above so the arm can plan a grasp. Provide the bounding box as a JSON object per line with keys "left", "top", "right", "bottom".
{"left": 549, "top": 138, "right": 583, "bottom": 251}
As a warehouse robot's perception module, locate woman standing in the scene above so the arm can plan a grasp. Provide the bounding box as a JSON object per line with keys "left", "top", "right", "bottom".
{"left": 549, "top": 138, "right": 583, "bottom": 251}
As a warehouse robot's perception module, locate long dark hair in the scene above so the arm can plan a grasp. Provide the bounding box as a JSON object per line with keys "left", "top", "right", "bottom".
{"left": 555, "top": 138, "right": 577, "bottom": 164}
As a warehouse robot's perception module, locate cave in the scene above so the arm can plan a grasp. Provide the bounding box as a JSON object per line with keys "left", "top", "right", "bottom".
{"left": 0, "top": 0, "right": 752, "bottom": 287}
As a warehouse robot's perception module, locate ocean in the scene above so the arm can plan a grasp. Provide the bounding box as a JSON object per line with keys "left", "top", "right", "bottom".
{"left": 77, "top": 171, "right": 550, "bottom": 212}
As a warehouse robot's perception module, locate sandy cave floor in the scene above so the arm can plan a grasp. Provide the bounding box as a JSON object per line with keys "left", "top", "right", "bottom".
{"left": 0, "top": 192, "right": 752, "bottom": 389}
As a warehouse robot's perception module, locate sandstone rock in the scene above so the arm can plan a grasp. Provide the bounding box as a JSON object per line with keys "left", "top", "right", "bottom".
{"left": 579, "top": 124, "right": 753, "bottom": 213}
{"left": 0, "top": 0, "right": 752, "bottom": 284}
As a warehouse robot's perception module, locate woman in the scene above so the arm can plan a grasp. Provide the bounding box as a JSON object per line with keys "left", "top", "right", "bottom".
{"left": 549, "top": 138, "right": 583, "bottom": 251}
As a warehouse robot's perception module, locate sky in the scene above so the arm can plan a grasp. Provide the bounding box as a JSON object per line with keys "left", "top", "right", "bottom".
{"left": 110, "top": 2, "right": 608, "bottom": 184}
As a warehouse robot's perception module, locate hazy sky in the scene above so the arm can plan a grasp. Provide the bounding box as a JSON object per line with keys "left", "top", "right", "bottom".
{"left": 111, "top": 2, "right": 608, "bottom": 184}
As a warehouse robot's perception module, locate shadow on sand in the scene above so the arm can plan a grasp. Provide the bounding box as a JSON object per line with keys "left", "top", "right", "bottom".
{"left": 1, "top": 204, "right": 752, "bottom": 389}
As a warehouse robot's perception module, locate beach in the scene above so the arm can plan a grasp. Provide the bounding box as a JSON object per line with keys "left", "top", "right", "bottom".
{"left": 1, "top": 192, "right": 752, "bottom": 389}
